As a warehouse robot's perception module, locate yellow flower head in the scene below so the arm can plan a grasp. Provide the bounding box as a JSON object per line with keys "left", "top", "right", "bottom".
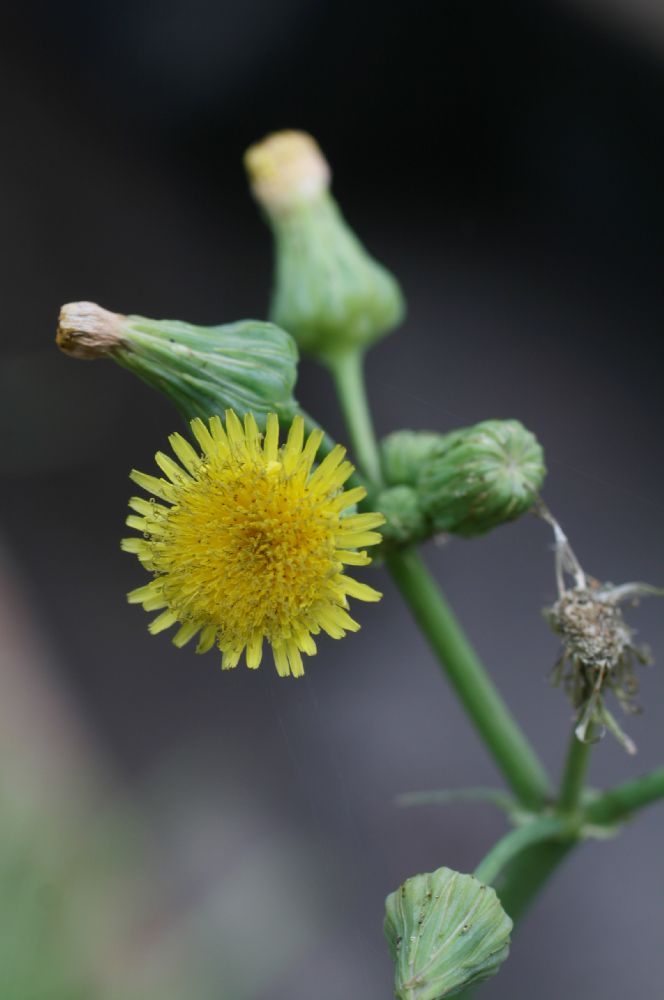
{"left": 122, "top": 411, "right": 385, "bottom": 678}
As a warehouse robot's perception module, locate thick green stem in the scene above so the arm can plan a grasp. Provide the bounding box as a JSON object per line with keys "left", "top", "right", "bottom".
{"left": 386, "top": 548, "right": 551, "bottom": 810}
{"left": 474, "top": 816, "right": 571, "bottom": 886}
{"left": 585, "top": 766, "right": 664, "bottom": 825}
{"left": 328, "top": 343, "right": 549, "bottom": 808}
{"left": 557, "top": 728, "right": 592, "bottom": 815}
{"left": 327, "top": 349, "right": 384, "bottom": 490}
{"left": 495, "top": 839, "right": 576, "bottom": 922}
{"left": 456, "top": 839, "right": 577, "bottom": 998}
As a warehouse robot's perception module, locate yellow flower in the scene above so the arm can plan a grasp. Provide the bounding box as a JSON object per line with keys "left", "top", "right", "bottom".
{"left": 122, "top": 410, "right": 384, "bottom": 677}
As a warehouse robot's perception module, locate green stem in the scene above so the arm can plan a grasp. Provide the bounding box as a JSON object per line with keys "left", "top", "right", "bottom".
{"left": 474, "top": 816, "right": 571, "bottom": 886}
{"left": 456, "top": 839, "right": 577, "bottom": 998}
{"left": 557, "top": 728, "right": 592, "bottom": 815}
{"left": 585, "top": 766, "right": 664, "bottom": 825}
{"left": 327, "top": 350, "right": 384, "bottom": 489}
{"left": 386, "top": 548, "right": 551, "bottom": 810}
{"left": 495, "top": 839, "right": 576, "bottom": 922}
{"left": 328, "top": 344, "right": 549, "bottom": 809}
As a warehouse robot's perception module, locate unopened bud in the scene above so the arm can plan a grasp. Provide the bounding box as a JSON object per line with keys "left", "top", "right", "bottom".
{"left": 418, "top": 419, "right": 545, "bottom": 537}
{"left": 384, "top": 866, "right": 513, "bottom": 999}
{"left": 245, "top": 130, "right": 331, "bottom": 215}
{"left": 245, "top": 130, "right": 405, "bottom": 363}
{"left": 381, "top": 429, "right": 449, "bottom": 488}
{"left": 56, "top": 302, "right": 299, "bottom": 426}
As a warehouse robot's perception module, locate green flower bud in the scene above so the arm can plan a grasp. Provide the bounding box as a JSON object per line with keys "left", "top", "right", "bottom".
{"left": 376, "top": 485, "right": 429, "bottom": 547}
{"left": 56, "top": 302, "right": 299, "bottom": 426}
{"left": 245, "top": 130, "right": 405, "bottom": 364}
{"left": 384, "top": 866, "right": 513, "bottom": 999}
{"left": 381, "top": 430, "right": 450, "bottom": 488}
{"left": 417, "top": 419, "right": 546, "bottom": 537}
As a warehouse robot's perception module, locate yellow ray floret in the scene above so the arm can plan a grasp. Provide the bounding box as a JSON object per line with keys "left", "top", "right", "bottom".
{"left": 122, "top": 411, "right": 385, "bottom": 678}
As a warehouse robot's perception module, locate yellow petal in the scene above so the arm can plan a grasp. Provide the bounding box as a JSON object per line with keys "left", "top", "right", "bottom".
{"left": 282, "top": 415, "right": 305, "bottom": 470}
{"left": 155, "top": 451, "right": 190, "bottom": 484}
{"left": 168, "top": 432, "right": 201, "bottom": 474}
{"left": 340, "top": 576, "right": 383, "bottom": 602}
{"left": 272, "top": 644, "right": 291, "bottom": 677}
{"left": 330, "top": 485, "right": 367, "bottom": 511}
{"left": 121, "top": 537, "right": 149, "bottom": 554}
{"left": 307, "top": 445, "right": 346, "bottom": 489}
{"left": 221, "top": 647, "right": 241, "bottom": 670}
{"left": 336, "top": 530, "right": 383, "bottom": 548}
{"left": 225, "top": 409, "right": 245, "bottom": 448}
{"left": 190, "top": 417, "right": 217, "bottom": 457}
{"left": 328, "top": 606, "right": 361, "bottom": 632}
{"left": 263, "top": 413, "right": 280, "bottom": 463}
{"left": 196, "top": 625, "right": 217, "bottom": 654}
{"left": 129, "top": 470, "right": 176, "bottom": 502}
{"left": 299, "top": 428, "right": 324, "bottom": 475}
{"left": 172, "top": 621, "right": 200, "bottom": 647}
{"left": 243, "top": 412, "right": 261, "bottom": 455}
{"left": 286, "top": 643, "right": 304, "bottom": 678}
{"left": 341, "top": 512, "right": 386, "bottom": 531}
{"left": 246, "top": 634, "right": 263, "bottom": 669}
{"left": 148, "top": 610, "right": 178, "bottom": 634}
{"left": 336, "top": 549, "right": 371, "bottom": 566}
{"left": 208, "top": 414, "right": 229, "bottom": 449}
{"left": 295, "top": 629, "right": 317, "bottom": 657}
{"left": 127, "top": 582, "right": 161, "bottom": 605}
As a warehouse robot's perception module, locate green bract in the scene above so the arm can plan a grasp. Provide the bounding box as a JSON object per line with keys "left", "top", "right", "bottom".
{"left": 417, "top": 420, "right": 545, "bottom": 537}
{"left": 381, "top": 430, "right": 449, "bottom": 488}
{"left": 245, "top": 131, "right": 404, "bottom": 364}
{"left": 384, "top": 867, "right": 513, "bottom": 1000}
{"left": 379, "top": 420, "right": 546, "bottom": 542}
{"left": 57, "top": 303, "right": 299, "bottom": 427}
{"left": 376, "top": 485, "right": 429, "bottom": 547}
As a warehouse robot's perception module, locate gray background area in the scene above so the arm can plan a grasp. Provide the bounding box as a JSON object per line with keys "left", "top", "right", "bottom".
{"left": 1, "top": 2, "right": 663, "bottom": 997}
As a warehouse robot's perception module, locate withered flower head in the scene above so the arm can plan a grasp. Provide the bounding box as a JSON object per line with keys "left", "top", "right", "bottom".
{"left": 539, "top": 504, "right": 663, "bottom": 753}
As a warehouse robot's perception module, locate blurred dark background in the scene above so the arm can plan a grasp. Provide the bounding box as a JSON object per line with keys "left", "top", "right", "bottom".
{"left": 1, "top": 1, "right": 663, "bottom": 997}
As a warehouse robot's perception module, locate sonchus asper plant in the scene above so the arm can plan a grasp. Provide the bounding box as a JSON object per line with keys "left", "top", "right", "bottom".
{"left": 55, "top": 129, "right": 664, "bottom": 999}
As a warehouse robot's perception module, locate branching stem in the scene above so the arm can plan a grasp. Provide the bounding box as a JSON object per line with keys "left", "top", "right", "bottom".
{"left": 585, "top": 767, "right": 664, "bottom": 825}
{"left": 474, "top": 816, "right": 572, "bottom": 886}
{"left": 557, "top": 727, "right": 593, "bottom": 815}
{"left": 328, "top": 350, "right": 384, "bottom": 490}
{"left": 386, "top": 549, "right": 551, "bottom": 810}
{"left": 330, "top": 348, "right": 551, "bottom": 810}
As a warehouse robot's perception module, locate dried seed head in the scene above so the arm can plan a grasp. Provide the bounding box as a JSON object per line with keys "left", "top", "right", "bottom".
{"left": 540, "top": 504, "right": 663, "bottom": 753}
{"left": 547, "top": 585, "right": 634, "bottom": 671}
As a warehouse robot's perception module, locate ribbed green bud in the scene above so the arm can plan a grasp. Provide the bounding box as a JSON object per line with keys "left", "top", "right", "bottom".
{"left": 245, "top": 130, "right": 404, "bottom": 364}
{"left": 376, "top": 485, "right": 429, "bottom": 547}
{"left": 384, "top": 867, "right": 513, "bottom": 1000}
{"left": 417, "top": 419, "right": 546, "bottom": 537}
{"left": 56, "top": 302, "right": 299, "bottom": 427}
{"left": 381, "top": 430, "right": 449, "bottom": 488}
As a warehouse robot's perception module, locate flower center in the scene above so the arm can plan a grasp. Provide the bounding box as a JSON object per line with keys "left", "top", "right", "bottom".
{"left": 151, "top": 460, "right": 339, "bottom": 645}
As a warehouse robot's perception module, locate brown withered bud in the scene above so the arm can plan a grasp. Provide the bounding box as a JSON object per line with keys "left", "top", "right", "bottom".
{"left": 56, "top": 301, "right": 127, "bottom": 360}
